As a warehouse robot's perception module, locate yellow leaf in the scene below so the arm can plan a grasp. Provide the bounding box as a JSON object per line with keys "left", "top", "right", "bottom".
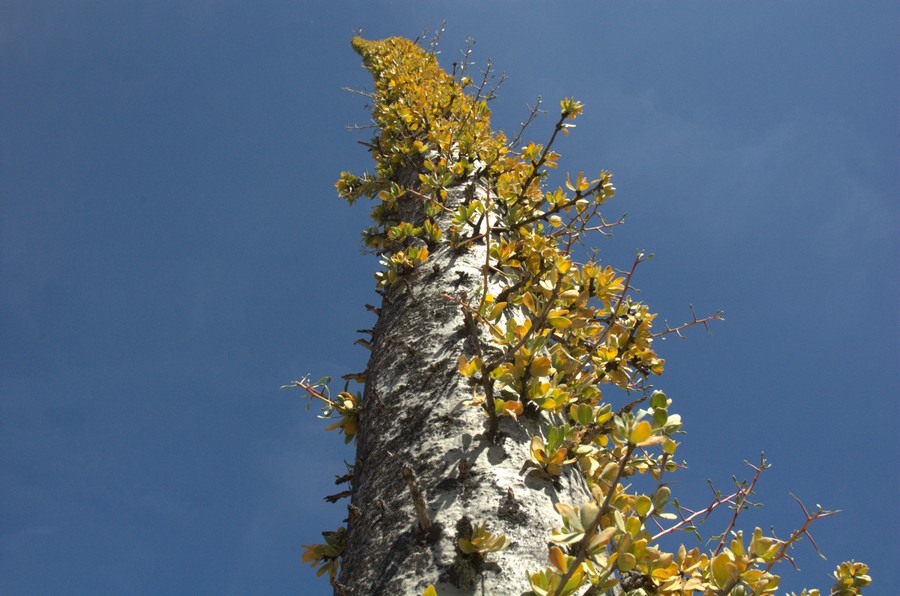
{"left": 635, "top": 495, "right": 652, "bottom": 517}
{"left": 629, "top": 421, "right": 653, "bottom": 445}
{"left": 599, "top": 346, "right": 618, "bottom": 361}
{"left": 548, "top": 310, "right": 572, "bottom": 329}
{"left": 530, "top": 435, "right": 546, "bottom": 463}
{"left": 521, "top": 292, "right": 536, "bottom": 313}
{"left": 579, "top": 502, "right": 600, "bottom": 530}
{"left": 549, "top": 545, "right": 567, "bottom": 572}
{"left": 711, "top": 552, "right": 735, "bottom": 588}
{"left": 637, "top": 434, "right": 666, "bottom": 447}
{"left": 562, "top": 566, "right": 585, "bottom": 592}
{"left": 458, "top": 538, "right": 476, "bottom": 554}
{"left": 497, "top": 399, "right": 523, "bottom": 420}
{"left": 530, "top": 356, "right": 553, "bottom": 377}
{"left": 592, "top": 525, "right": 617, "bottom": 549}
{"left": 458, "top": 354, "right": 482, "bottom": 377}
{"left": 488, "top": 301, "right": 507, "bottom": 321}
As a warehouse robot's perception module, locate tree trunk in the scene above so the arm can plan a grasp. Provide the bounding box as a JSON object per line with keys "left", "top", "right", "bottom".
{"left": 337, "top": 178, "right": 593, "bottom": 595}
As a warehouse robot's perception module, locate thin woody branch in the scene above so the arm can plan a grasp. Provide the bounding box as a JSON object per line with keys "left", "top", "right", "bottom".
{"left": 712, "top": 455, "right": 769, "bottom": 556}
{"left": 654, "top": 305, "right": 725, "bottom": 339}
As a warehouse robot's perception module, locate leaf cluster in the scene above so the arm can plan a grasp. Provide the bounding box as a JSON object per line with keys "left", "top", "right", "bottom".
{"left": 301, "top": 526, "right": 345, "bottom": 580}
{"left": 458, "top": 520, "right": 510, "bottom": 556}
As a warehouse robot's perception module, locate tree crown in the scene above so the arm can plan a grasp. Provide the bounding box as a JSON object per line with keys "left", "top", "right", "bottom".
{"left": 291, "top": 34, "right": 871, "bottom": 596}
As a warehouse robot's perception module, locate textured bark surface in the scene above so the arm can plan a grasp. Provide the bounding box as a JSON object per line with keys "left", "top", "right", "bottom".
{"left": 337, "top": 181, "right": 593, "bottom": 595}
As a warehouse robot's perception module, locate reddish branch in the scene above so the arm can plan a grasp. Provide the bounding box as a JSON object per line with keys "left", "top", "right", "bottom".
{"left": 654, "top": 305, "right": 724, "bottom": 339}
{"left": 712, "top": 456, "right": 768, "bottom": 556}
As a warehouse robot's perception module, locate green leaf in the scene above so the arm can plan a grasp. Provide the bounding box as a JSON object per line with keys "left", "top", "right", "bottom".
{"left": 654, "top": 486, "right": 671, "bottom": 512}
{"left": 618, "top": 552, "right": 636, "bottom": 572}
{"left": 650, "top": 390, "right": 668, "bottom": 409}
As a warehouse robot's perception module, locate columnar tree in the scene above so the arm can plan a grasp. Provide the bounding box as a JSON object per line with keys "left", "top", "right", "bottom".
{"left": 291, "top": 35, "right": 870, "bottom": 596}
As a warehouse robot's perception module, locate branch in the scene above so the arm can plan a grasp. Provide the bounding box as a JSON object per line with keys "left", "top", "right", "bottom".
{"left": 509, "top": 111, "right": 569, "bottom": 208}
{"left": 340, "top": 86, "right": 375, "bottom": 98}
{"left": 654, "top": 305, "right": 724, "bottom": 339}
{"left": 651, "top": 488, "right": 744, "bottom": 542}
{"left": 507, "top": 96, "right": 544, "bottom": 150}
{"left": 286, "top": 379, "right": 340, "bottom": 410}
{"left": 763, "top": 495, "right": 840, "bottom": 574}
{"left": 582, "top": 213, "right": 627, "bottom": 235}
{"left": 479, "top": 188, "right": 493, "bottom": 312}
{"left": 712, "top": 455, "right": 768, "bottom": 556}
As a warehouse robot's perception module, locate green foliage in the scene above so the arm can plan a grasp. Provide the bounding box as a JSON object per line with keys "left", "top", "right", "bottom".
{"left": 293, "top": 34, "right": 870, "bottom": 595}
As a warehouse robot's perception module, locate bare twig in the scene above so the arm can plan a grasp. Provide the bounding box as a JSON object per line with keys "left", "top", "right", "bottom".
{"left": 340, "top": 86, "right": 375, "bottom": 98}
{"left": 651, "top": 488, "right": 744, "bottom": 542}
{"left": 712, "top": 455, "right": 769, "bottom": 556}
{"left": 654, "top": 306, "right": 725, "bottom": 339}
{"left": 763, "top": 495, "right": 839, "bottom": 573}
{"left": 507, "top": 96, "right": 545, "bottom": 149}
{"left": 287, "top": 380, "right": 340, "bottom": 410}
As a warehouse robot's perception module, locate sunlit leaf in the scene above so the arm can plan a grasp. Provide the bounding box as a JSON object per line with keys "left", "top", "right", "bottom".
{"left": 549, "top": 545, "right": 567, "bottom": 572}
{"left": 531, "top": 356, "right": 553, "bottom": 377}
{"left": 629, "top": 420, "right": 653, "bottom": 445}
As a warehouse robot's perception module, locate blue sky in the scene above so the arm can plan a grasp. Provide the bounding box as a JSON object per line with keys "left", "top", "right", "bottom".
{"left": 1, "top": 2, "right": 896, "bottom": 594}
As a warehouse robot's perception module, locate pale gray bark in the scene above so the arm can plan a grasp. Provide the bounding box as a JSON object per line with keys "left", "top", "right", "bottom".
{"left": 336, "top": 179, "right": 594, "bottom": 595}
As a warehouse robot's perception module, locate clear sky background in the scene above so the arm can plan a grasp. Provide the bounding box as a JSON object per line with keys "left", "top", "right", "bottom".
{"left": 1, "top": 2, "right": 896, "bottom": 594}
